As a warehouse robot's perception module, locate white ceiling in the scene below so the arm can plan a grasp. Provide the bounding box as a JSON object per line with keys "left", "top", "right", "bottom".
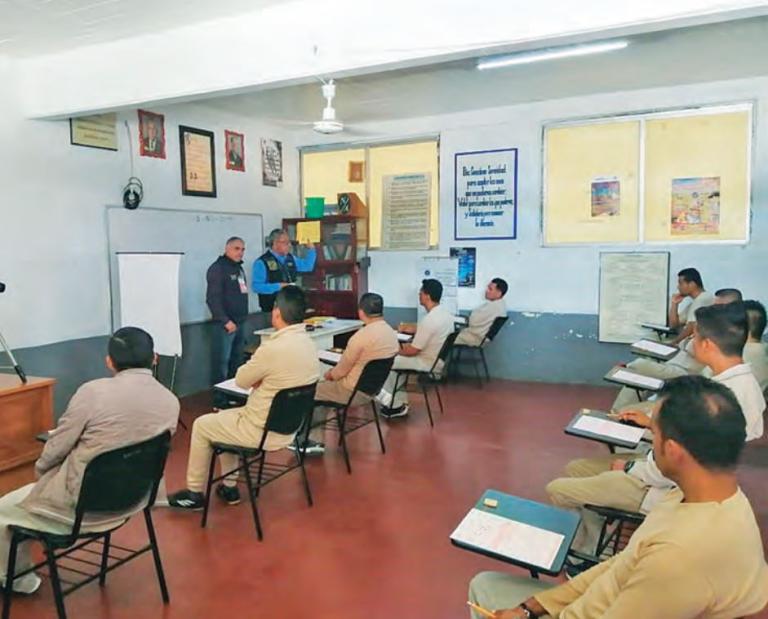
{"left": 199, "top": 16, "right": 768, "bottom": 125}
{"left": 0, "top": 0, "right": 290, "bottom": 56}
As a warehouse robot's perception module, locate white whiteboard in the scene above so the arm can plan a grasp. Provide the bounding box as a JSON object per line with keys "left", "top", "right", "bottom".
{"left": 107, "top": 206, "right": 264, "bottom": 325}
{"left": 599, "top": 252, "right": 669, "bottom": 344}
{"left": 117, "top": 254, "right": 182, "bottom": 356}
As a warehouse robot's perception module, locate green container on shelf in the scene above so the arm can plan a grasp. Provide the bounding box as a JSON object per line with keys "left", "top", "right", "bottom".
{"left": 305, "top": 197, "right": 325, "bottom": 219}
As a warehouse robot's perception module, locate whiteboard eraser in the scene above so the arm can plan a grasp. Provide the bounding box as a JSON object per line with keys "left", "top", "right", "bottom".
{"left": 483, "top": 498, "right": 498, "bottom": 508}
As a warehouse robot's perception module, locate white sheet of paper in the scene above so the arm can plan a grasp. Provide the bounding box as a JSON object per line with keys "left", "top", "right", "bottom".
{"left": 633, "top": 339, "right": 677, "bottom": 356}
{"left": 397, "top": 333, "right": 413, "bottom": 342}
{"left": 641, "top": 322, "right": 672, "bottom": 332}
{"left": 214, "top": 378, "right": 251, "bottom": 396}
{"left": 454, "top": 315, "right": 468, "bottom": 325}
{"left": 317, "top": 350, "right": 342, "bottom": 365}
{"left": 611, "top": 369, "right": 663, "bottom": 390}
{"left": 450, "top": 508, "right": 564, "bottom": 570}
{"left": 572, "top": 415, "right": 645, "bottom": 444}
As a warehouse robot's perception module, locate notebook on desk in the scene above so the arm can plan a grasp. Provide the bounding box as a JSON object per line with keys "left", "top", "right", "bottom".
{"left": 604, "top": 367, "right": 664, "bottom": 391}
{"left": 565, "top": 409, "right": 646, "bottom": 448}
{"left": 317, "top": 350, "right": 342, "bottom": 365}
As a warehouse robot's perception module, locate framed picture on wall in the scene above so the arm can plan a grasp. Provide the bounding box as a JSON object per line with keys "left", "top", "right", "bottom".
{"left": 70, "top": 113, "right": 118, "bottom": 151}
{"left": 138, "top": 109, "right": 166, "bottom": 159}
{"left": 261, "top": 138, "right": 283, "bottom": 187}
{"left": 225, "top": 130, "right": 245, "bottom": 172}
{"left": 179, "top": 125, "right": 217, "bottom": 197}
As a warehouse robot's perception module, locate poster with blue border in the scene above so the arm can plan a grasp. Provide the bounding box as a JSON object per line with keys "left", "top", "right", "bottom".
{"left": 454, "top": 148, "right": 518, "bottom": 240}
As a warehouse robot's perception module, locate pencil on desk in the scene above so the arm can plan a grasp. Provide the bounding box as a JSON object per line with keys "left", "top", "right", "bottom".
{"left": 467, "top": 601, "right": 495, "bottom": 618}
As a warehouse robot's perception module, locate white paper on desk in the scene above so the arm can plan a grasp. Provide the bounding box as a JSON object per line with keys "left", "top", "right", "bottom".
{"left": 450, "top": 508, "right": 563, "bottom": 570}
{"left": 397, "top": 333, "right": 413, "bottom": 342}
{"left": 214, "top": 378, "right": 251, "bottom": 396}
{"left": 641, "top": 322, "right": 672, "bottom": 332}
{"left": 317, "top": 350, "right": 342, "bottom": 365}
{"left": 572, "top": 415, "right": 644, "bottom": 445}
{"left": 611, "top": 369, "right": 663, "bottom": 390}
{"left": 633, "top": 339, "right": 676, "bottom": 356}
{"left": 454, "top": 315, "right": 468, "bottom": 325}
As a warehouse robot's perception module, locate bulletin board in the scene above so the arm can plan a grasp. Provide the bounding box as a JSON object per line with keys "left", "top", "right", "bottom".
{"left": 543, "top": 104, "right": 752, "bottom": 245}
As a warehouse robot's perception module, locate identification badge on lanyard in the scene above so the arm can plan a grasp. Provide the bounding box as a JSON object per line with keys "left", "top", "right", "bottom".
{"left": 238, "top": 275, "right": 247, "bottom": 294}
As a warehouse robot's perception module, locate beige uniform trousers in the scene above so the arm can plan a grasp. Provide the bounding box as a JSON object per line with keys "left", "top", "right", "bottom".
{"left": 311, "top": 380, "right": 372, "bottom": 442}
{"left": 611, "top": 358, "right": 688, "bottom": 410}
{"left": 468, "top": 571, "right": 555, "bottom": 619}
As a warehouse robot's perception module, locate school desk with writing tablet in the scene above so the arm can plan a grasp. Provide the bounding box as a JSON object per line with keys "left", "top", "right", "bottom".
{"left": 565, "top": 409, "right": 650, "bottom": 452}
{"left": 450, "top": 489, "right": 579, "bottom": 578}
{"left": 640, "top": 322, "right": 676, "bottom": 340}
{"left": 629, "top": 339, "right": 678, "bottom": 362}
{"left": 604, "top": 367, "right": 664, "bottom": 395}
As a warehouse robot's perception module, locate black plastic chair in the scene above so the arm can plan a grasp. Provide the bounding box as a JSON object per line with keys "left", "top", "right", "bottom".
{"left": 453, "top": 315, "right": 509, "bottom": 387}
{"left": 2, "top": 431, "right": 172, "bottom": 619}
{"left": 201, "top": 382, "right": 318, "bottom": 540}
{"left": 314, "top": 356, "right": 396, "bottom": 474}
{"left": 567, "top": 504, "right": 646, "bottom": 568}
{"left": 390, "top": 331, "right": 459, "bottom": 427}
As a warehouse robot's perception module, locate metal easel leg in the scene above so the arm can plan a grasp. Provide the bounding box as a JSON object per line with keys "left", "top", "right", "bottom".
{"left": 0, "top": 329, "right": 26, "bottom": 383}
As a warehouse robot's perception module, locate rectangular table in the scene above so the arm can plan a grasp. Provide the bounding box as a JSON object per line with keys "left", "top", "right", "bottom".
{"left": 450, "top": 489, "right": 579, "bottom": 578}
{"left": 254, "top": 319, "right": 362, "bottom": 351}
{"left": 565, "top": 409, "right": 651, "bottom": 452}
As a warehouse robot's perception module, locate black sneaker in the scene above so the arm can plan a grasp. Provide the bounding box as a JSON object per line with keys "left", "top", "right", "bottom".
{"left": 168, "top": 489, "right": 205, "bottom": 511}
{"left": 379, "top": 404, "right": 409, "bottom": 419}
{"left": 215, "top": 484, "right": 241, "bottom": 505}
{"left": 288, "top": 439, "right": 326, "bottom": 456}
{"left": 565, "top": 559, "right": 592, "bottom": 580}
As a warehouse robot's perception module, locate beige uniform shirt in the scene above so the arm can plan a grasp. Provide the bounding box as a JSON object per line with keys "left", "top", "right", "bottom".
{"left": 21, "top": 369, "right": 179, "bottom": 523}
{"left": 412, "top": 304, "right": 455, "bottom": 368}
{"left": 456, "top": 299, "right": 507, "bottom": 346}
{"left": 328, "top": 319, "right": 399, "bottom": 391}
{"left": 536, "top": 489, "right": 768, "bottom": 619}
{"left": 235, "top": 323, "right": 319, "bottom": 431}
{"left": 704, "top": 342, "right": 768, "bottom": 391}
{"left": 677, "top": 290, "right": 715, "bottom": 324}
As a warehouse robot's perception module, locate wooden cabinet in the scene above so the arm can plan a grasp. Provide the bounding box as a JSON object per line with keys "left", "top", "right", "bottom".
{"left": 283, "top": 215, "right": 369, "bottom": 319}
{"left": 0, "top": 375, "right": 55, "bottom": 494}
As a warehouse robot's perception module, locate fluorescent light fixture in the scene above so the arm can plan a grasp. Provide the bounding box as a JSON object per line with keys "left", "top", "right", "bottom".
{"left": 477, "top": 40, "right": 629, "bottom": 70}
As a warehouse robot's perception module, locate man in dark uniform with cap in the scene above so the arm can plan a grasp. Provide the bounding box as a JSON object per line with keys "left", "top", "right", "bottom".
{"left": 252, "top": 228, "right": 316, "bottom": 311}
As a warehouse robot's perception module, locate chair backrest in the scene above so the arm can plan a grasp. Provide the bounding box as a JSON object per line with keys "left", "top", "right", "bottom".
{"left": 73, "top": 431, "right": 172, "bottom": 532}
{"left": 263, "top": 382, "right": 318, "bottom": 436}
{"left": 431, "top": 330, "right": 460, "bottom": 372}
{"left": 484, "top": 315, "right": 509, "bottom": 343}
{"left": 354, "top": 356, "right": 396, "bottom": 397}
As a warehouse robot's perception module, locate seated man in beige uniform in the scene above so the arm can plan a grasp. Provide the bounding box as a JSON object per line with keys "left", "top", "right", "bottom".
{"left": 300, "top": 292, "right": 399, "bottom": 455}
{"left": 704, "top": 299, "right": 768, "bottom": 390}
{"left": 455, "top": 278, "right": 508, "bottom": 347}
{"left": 611, "top": 285, "right": 734, "bottom": 410}
{"left": 547, "top": 302, "right": 764, "bottom": 559}
{"left": 378, "top": 279, "right": 455, "bottom": 419}
{"left": 469, "top": 375, "right": 768, "bottom": 619}
{"left": 169, "top": 286, "right": 319, "bottom": 509}
{"left": 667, "top": 267, "right": 715, "bottom": 345}
{"left": 0, "top": 327, "right": 179, "bottom": 594}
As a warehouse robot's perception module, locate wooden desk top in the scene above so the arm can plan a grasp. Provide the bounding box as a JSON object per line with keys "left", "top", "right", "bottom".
{"left": 0, "top": 375, "right": 56, "bottom": 396}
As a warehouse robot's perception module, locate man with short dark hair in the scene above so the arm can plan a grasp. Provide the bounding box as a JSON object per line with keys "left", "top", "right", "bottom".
{"left": 169, "top": 287, "right": 319, "bottom": 510}
{"left": 206, "top": 237, "right": 249, "bottom": 408}
{"left": 668, "top": 267, "right": 714, "bottom": 345}
{"left": 455, "top": 278, "right": 508, "bottom": 347}
{"left": 378, "top": 279, "right": 454, "bottom": 418}
{"left": 304, "top": 292, "right": 400, "bottom": 454}
{"left": 470, "top": 375, "right": 768, "bottom": 619}
{"left": 0, "top": 327, "right": 179, "bottom": 594}
{"left": 252, "top": 228, "right": 316, "bottom": 313}
{"left": 548, "top": 302, "right": 765, "bottom": 557}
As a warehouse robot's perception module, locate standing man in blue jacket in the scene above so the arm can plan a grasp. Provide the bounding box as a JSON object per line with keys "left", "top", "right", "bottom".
{"left": 252, "top": 228, "right": 316, "bottom": 312}
{"left": 206, "top": 237, "right": 249, "bottom": 408}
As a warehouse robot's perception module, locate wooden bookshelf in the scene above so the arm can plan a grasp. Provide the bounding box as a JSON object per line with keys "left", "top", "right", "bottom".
{"left": 283, "top": 215, "right": 369, "bottom": 319}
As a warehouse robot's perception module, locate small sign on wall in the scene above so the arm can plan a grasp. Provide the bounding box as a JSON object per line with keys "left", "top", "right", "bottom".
{"left": 454, "top": 148, "right": 518, "bottom": 240}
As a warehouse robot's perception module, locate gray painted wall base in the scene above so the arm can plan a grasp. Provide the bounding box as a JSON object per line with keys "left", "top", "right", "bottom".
{"left": 7, "top": 309, "right": 626, "bottom": 417}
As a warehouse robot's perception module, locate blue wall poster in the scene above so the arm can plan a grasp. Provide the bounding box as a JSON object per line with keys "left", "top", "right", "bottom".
{"left": 450, "top": 247, "right": 476, "bottom": 287}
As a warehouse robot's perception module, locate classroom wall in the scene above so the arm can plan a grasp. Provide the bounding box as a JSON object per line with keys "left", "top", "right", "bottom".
{"left": 304, "top": 74, "right": 768, "bottom": 384}
{"left": 0, "top": 58, "right": 300, "bottom": 411}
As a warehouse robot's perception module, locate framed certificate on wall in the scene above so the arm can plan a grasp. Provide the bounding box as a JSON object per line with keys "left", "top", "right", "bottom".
{"left": 179, "top": 125, "right": 217, "bottom": 197}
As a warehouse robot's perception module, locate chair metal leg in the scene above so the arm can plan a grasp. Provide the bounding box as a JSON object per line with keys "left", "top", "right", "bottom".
{"left": 371, "top": 401, "right": 386, "bottom": 454}
{"left": 2, "top": 536, "right": 19, "bottom": 619}
{"left": 390, "top": 374, "right": 401, "bottom": 409}
{"left": 200, "top": 449, "right": 219, "bottom": 528}
{"left": 434, "top": 382, "right": 444, "bottom": 415}
{"left": 144, "top": 509, "right": 170, "bottom": 603}
{"left": 295, "top": 447, "right": 314, "bottom": 506}
{"left": 480, "top": 348, "right": 491, "bottom": 382}
{"left": 99, "top": 532, "right": 111, "bottom": 586}
{"left": 421, "top": 383, "right": 435, "bottom": 427}
{"left": 242, "top": 457, "right": 264, "bottom": 540}
{"left": 45, "top": 542, "right": 68, "bottom": 619}
{"left": 473, "top": 354, "right": 483, "bottom": 389}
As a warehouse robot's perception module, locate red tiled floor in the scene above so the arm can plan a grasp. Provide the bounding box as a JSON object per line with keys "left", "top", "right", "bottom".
{"left": 6, "top": 379, "right": 768, "bottom": 618}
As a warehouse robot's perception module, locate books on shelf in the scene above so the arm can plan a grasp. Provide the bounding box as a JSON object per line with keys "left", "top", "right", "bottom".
{"left": 324, "top": 274, "right": 353, "bottom": 291}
